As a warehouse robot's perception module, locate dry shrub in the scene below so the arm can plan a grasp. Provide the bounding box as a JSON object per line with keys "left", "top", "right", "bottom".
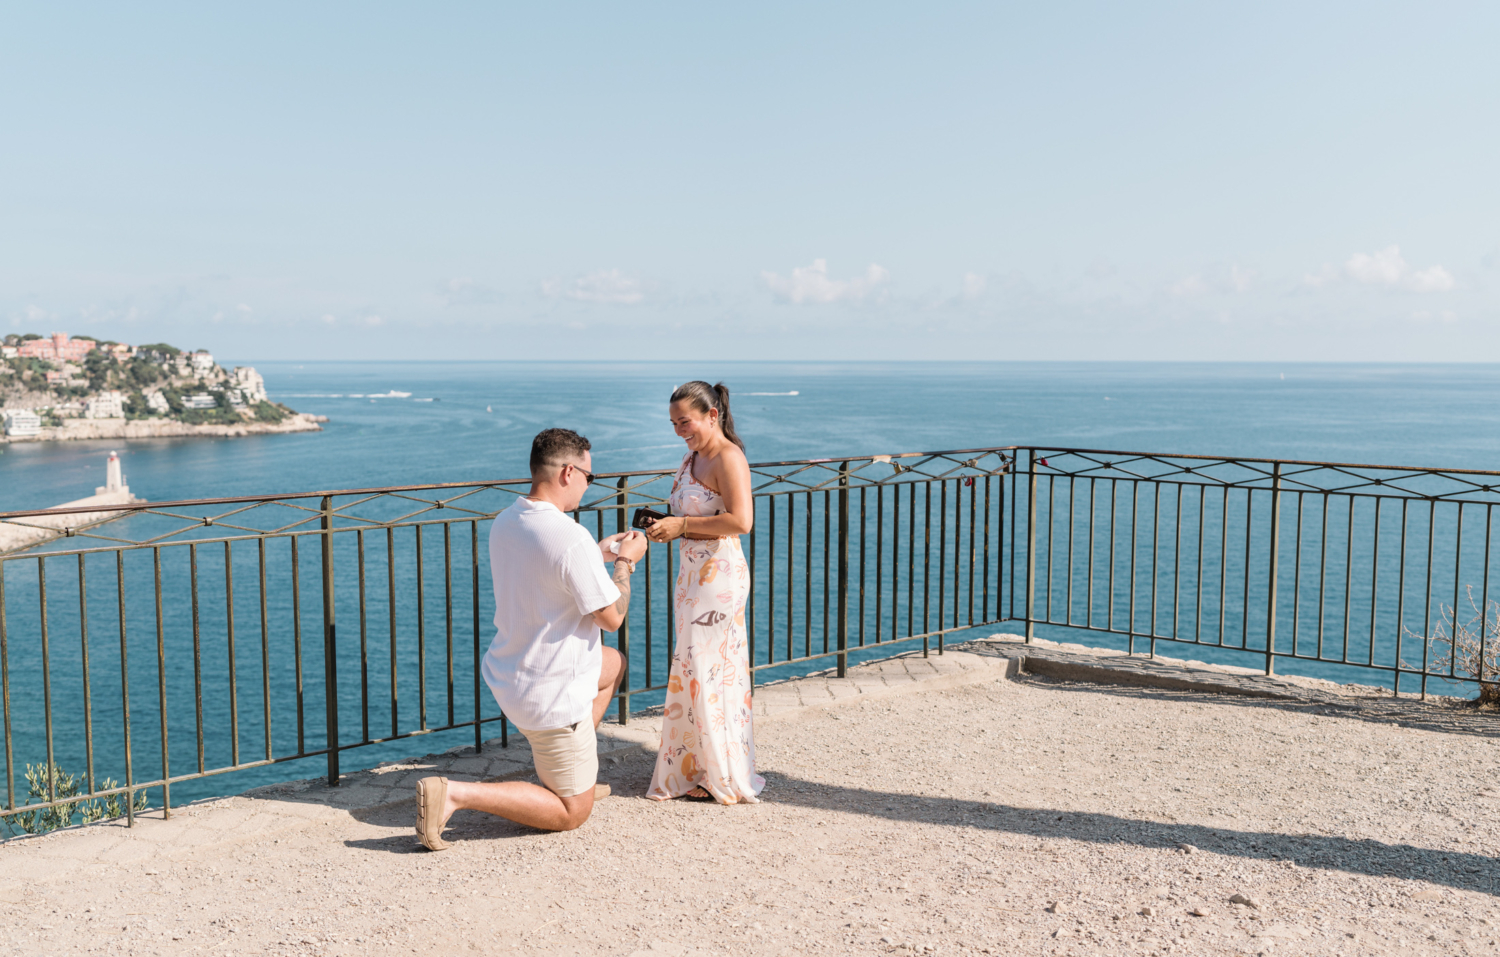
{"left": 1404, "top": 586, "right": 1500, "bottom": 709}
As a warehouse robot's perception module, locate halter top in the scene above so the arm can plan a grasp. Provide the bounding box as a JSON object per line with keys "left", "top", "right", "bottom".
{"left": 670, "top": 452, "right": 726, "bottom": 519}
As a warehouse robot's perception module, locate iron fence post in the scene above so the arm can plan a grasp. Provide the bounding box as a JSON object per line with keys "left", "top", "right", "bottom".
{"left": 1265, "top": 463, "right": 1282, "bottom": 676}
{"left": 1025, "top": 449, "right": 1038, "bottom": 642}
{"left": 616, "top": 476, "right": 629, "bottom": 725}
{"left": 472, "top": 520, "right": 482, "bottom": 754}
{"left": 321, "top": 496, "right": 340, "bottom": 786}
{"left": 837, "top": 461, "right": 849, "bottom": 677}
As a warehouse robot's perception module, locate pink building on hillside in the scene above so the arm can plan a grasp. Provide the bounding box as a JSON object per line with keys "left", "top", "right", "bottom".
{"left": 17, "top": 333, "right": 97, "bottom": 362}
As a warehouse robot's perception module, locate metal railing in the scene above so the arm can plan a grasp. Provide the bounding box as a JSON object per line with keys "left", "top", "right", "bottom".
{"left": 1, "top": 444, "right": 1495, "bottom": 830}
{"left": 0, "top": 447, "right": 1016, "bottom": 829}
{"left": 1017, "top": 447, "right": 1500, "bottom": 698}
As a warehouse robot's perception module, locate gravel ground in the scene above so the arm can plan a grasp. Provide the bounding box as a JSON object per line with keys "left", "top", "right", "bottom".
{"left": 4, "top": 670, "right": 1499, "bottom": 956}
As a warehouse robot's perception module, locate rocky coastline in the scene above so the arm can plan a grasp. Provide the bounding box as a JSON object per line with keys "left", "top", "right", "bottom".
{"left": 3, "top": 333, "right": 324, "bottom": 445}
{"left": 0, "top": 411, "right": 327, "bottom": 444}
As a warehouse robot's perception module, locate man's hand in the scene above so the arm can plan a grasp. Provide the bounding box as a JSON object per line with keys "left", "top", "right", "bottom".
{"left": 598, "top": 530, "right": 647, "bottom": 563}
{"left": 616, "top": 530, "right": 647, "bottom": 562}
{"left": 591, "top": 532, "right": 646, "bottom": 632}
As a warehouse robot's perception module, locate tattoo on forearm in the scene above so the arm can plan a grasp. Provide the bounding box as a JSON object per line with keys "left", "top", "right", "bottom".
{"left": 612, "top": 563, "right": 632, "bottom": 614}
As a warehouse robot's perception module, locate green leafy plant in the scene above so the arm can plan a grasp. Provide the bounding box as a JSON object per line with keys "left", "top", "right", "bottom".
{"left": 4, "top": 762, "right": 147, "bottom": 836}
{"left": 253, "top": 400, "right": 286, "bottom": 424}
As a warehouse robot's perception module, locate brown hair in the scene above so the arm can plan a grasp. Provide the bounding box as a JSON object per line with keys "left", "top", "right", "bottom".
{"left": 670, "top": 380, "right": 744, "bottom": 451}
{"left": 529, "top": 427, "right": 591, "bottom": 475}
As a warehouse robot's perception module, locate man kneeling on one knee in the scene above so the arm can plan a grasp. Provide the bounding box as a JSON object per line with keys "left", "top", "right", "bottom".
{"left": 416, "top": 428, "right": 646, "bottom": 849}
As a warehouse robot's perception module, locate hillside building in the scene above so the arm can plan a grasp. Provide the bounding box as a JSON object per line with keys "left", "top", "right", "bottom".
{"left": 83, "top": 391, "right": 126, "bottom": 419}
{"left": 17, "top": 333, "right": 97, "bottom": 362}
{"left": 2, "top": 409, "right": 42, "bottom": 437}
{"left": 230, "top": 366, "right": 267, "bottom": 404}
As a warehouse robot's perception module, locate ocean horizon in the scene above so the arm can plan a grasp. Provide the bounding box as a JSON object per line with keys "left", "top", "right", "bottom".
{"left": 7, "top": 361, "right": 1500, "bottom": 517}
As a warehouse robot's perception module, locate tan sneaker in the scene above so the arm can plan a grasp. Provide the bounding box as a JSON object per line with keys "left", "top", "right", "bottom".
{"left": 593, "top": 783, "right": 611, "bottom": 800}
{"left": 415, "top": 777, "right": 451, "bottom": 851}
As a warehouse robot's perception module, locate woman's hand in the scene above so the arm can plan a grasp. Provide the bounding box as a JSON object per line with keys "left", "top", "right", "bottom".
{"left": 644, "top": 516, "right": 689, "bottom": 543}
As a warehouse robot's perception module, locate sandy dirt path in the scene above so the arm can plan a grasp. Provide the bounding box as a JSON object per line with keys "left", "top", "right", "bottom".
{"left": 3, "top": 641, "right": 1498, "bottom": 956}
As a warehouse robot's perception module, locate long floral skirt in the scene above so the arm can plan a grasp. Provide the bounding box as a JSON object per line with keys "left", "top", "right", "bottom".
{"left": 646, "top": 536, "right": 765, "bottom": 804}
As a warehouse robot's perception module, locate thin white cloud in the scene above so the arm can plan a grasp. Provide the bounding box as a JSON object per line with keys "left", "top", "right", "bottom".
{"left": 1229, "top": 264, "right": 1254, "bottom": 293}
{"left": 962, "top": 272, "right": 987, "bottom": 301}
{"left": 363, "top": 315, "right": 384, "bottom": 327}
{"left": 1303, "top": 264, "right": 1338, "bottom": 287}
{"left": 1410, "top": 309, "right": 1457, "bottom": 323}
{"left": 1168, "top": 275, "right": 1208, "bottom": 298}
{"left": 542, "top": 269, "right": 646, "bottom": 304}
{"left": 321, "top": 314, "right": 337, "bottom": 325}
{"left": 1407, "top": 265, "right": 1456, "bottom": 292}
{"left": 761, "top": 259, "right": 889, "bottom": 304}
{"left": 441, "top": 277, "right": 499, "bottom": 307}
{"left": 1345, "top": 245, "right": 1454, "bottom": 292}
{"left": 236, "top": 303, "right": 253, "bottom": 314}
{"left": 1171, "top": 265, "right": 1252, "bottom": 298}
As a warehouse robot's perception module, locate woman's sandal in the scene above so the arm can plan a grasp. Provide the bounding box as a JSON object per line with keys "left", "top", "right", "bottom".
{"left": 684, "top": 786, "right": 715, "bottom": 801}
{"left": 415, "top": 776, "right": 451, "bottom": 851}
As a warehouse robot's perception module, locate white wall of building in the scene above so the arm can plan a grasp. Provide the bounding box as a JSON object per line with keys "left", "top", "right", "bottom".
{"left": 2, "top": 409, "right": 43, "bottom": 436}
{"left": 83, "top": 390, "right": 126, "bottom": 419}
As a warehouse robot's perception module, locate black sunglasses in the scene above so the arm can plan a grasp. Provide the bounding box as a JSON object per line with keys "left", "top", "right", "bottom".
{"left": 566, "top": 463, "right": 595, "bottom": 485}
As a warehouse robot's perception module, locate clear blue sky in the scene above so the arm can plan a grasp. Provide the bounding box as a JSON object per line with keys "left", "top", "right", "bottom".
{"left": 2, "top": 3, "right": 1496, "bottom": 361}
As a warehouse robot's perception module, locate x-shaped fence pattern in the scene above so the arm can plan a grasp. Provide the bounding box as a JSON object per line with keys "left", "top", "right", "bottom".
{"left": 1, "top": 445, "right": 1494, "bottom": 831}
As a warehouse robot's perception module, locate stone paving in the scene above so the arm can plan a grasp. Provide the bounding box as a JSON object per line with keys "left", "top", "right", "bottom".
{"left": 3, "top": 634, "right": 1496, "bottom": 956}
{"left": 0, "top": 639, "right": 1019, "bottom": 895}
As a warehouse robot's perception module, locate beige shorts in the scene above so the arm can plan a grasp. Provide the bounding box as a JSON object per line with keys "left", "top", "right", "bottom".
{"left": 518, "top": 721, "right": 598, "bottom": 797}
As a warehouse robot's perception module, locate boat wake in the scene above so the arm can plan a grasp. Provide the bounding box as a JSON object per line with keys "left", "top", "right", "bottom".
{"left": 744, "top": 391, "right": 799, "bottom": 396}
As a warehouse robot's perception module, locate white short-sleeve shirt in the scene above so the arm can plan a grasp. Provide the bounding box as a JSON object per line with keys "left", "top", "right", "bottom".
{"left": 481, "top": 497, "right": 622, "bottom": 731}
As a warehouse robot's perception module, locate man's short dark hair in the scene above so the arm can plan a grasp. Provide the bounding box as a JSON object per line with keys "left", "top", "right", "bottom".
{"left": 530, "top": 428, "right": 591, "bottom": 476}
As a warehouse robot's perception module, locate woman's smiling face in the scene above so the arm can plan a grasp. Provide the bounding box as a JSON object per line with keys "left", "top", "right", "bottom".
{"left": 669, "top": 399, "right": 717, "bottom": 451}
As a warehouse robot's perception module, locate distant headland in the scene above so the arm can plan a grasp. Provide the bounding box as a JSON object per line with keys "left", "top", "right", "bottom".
{"left": 1, "top": 332, "right": 325, "bottom": 443}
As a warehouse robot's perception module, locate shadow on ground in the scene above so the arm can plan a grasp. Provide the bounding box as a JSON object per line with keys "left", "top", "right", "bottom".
{"left": 338, "top": 746, "right": 1500, "bottom": 898}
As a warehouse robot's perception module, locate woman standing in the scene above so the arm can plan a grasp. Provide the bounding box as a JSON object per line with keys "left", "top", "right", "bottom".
{"left": 642, "top": 381, "right": 765, "bottom": 804}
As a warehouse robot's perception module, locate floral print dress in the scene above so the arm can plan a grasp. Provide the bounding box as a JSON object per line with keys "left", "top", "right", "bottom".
{"left": 646, "top": 452, "right": 765, "bottom": 804}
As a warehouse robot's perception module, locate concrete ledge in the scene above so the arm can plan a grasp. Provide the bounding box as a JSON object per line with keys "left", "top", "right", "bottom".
{"left": 1023, "top": 654, "right": 1301, "bottom": 698}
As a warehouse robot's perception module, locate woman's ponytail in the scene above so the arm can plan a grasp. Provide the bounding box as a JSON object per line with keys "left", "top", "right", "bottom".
{"left": 712, "top": 382, "right": 744, "bottom": 451}
{"left": 670, "top": 380, "right": 746, "bottom": 451}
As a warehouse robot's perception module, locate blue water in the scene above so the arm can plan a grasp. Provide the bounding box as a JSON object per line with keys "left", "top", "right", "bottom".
{"left": 3, "top": 361, "right": 1499, "bottom": 821}
{"left": 7, "top": 361, "right": 1500, "bottom": 514}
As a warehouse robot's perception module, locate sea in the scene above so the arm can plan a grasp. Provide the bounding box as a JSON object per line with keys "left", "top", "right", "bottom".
{"left": 8, "top": 361, "right": 1500, "bottom": 513}
{"left": 3, "top": 361, "right": 1500, "bottom": 815}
